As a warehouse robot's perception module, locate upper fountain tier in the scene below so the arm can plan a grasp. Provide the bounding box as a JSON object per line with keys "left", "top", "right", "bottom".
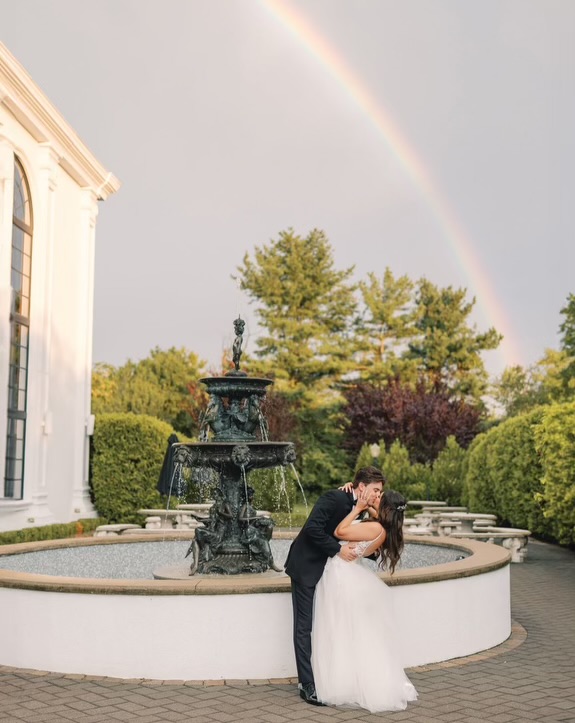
{"left": 200, "top": 374, "right": 273, "bottom": 400}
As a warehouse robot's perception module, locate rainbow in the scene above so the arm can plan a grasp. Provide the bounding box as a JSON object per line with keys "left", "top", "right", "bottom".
{"left": 259, "top": 0, "right": 522, "bottom": 369}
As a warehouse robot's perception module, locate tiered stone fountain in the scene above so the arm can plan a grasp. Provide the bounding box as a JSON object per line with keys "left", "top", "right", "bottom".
{"left": 162, "top": 317, "right": 296, "bottom": 575}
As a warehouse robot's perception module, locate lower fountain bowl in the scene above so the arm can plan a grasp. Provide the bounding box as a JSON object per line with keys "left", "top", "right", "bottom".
{"left": 0, "top": 535, "right": 510, "bottom": 680}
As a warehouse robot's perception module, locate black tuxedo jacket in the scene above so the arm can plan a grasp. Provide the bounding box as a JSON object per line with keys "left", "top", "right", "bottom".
{"left": 284, "top": 489, "right": 354, "bottom": 587}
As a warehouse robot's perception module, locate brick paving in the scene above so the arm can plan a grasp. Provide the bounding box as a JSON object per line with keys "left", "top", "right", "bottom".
{"left": 0, "top": 539, "right": 574, "bottom": 722}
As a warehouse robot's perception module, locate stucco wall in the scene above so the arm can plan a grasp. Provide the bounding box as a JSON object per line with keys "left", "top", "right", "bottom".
{"left": 0, "top": 44, "right": 119, "bottom": 531}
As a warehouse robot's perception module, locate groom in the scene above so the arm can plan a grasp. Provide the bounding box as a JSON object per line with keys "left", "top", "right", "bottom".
{"left": 284, "top": 466, "right": 385, "bottom": 705}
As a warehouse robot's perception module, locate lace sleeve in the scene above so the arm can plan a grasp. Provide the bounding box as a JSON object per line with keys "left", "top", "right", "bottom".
{"left": 354, "top": 529, "right": 385, "bottom": 558}
{"left": 354, "top": 540, "right": 373, "bottom": 558}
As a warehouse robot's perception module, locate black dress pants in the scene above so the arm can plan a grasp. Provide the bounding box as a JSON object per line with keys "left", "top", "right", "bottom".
{"left": 291, "top": 580, "right": 316, "bottom": 685}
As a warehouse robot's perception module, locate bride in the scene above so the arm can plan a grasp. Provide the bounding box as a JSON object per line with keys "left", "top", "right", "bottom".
{"left": 311, "top": 488, "right": 418, "bottom": 713}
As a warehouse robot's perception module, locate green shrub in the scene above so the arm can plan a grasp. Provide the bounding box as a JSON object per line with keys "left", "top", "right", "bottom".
{"left": 487, "top": 410, "right": 546, "bottom": 530}
{"left": 463, "top": 427, "right": 500, "bottom": 514}
{"left": 464, "top": 402, "right": 575, "bottom": 544}
{"left": 0, "top": 518, "right": 106, "bottom": 546}
{"left": 533, "top": 402, "right": 575, "bottom": 545}
{"left": 380, "top": 440, "right": 428, "bottom": 500}
{"left": 91, "top": 413, "right": 180, "bottom": 523}
{"left": 354, "top": 443, "right": 379, "bottom": 472}
{"left": 430, "top": 436, "right": 468, "bottom": 505}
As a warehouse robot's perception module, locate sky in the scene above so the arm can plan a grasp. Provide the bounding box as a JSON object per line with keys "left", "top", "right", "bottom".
{"left": 2, "top": 0, "right": 574, "bottom": 378}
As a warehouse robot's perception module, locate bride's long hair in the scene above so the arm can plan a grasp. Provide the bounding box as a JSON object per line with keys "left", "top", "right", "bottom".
{"left": 377, "top": 490, "right": 407, "bottom": 574}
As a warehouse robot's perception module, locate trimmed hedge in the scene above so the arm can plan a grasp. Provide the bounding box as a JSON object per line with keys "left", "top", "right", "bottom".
{"left": 0, "top": 518, "right": 106, "bottom": 546}
{"left": 533, "top": 402, "right": 575, "bottom": 544}
{"left": 91, "top": 413, "right": 180, "bottom": 523}
{"left": 464, "top": 402, "right": 575, "bottom": 545}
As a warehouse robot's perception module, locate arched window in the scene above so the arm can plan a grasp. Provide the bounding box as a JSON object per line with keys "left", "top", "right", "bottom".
{"left": 4, "top": 158, "right": 33, "bottom": 499}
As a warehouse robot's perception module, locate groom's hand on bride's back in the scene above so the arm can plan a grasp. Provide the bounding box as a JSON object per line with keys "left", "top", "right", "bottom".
{"left": 338, "top": 544, "right": 358, "bottom": 562}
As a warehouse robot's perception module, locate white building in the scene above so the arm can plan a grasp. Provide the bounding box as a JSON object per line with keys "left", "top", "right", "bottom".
{"left": 0, "top": 43, "right": 119, "bottom": 532}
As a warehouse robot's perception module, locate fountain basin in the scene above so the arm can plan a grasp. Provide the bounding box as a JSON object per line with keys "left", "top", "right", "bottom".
{"left": 174, "top": 441, "right": 296, "bottom": 470}
{"left": 0, "top": 535, "right": 510, "bottom": 680}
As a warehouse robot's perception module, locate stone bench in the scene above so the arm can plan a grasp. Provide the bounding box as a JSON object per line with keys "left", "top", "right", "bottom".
{"left": 407, "top": 500, "right": 448, "bottom": 508}
{"left": 93, "top": 524, "right": 142, "bottom": 537}
{"left": 450, "top": 529, "right": 531, "bottom": 562}
{"left": 176, "top": 503, "right": 214, "bottom": 512}
{"left": 137, "top": 509, "right": 200, "bottom": 530}
{"left": 438, "top": 512, "right": 497, "bottom": 535}
{"left": 420, "top": 506, "right": 468, "bottom": 514}
{"left": 407, "top": 527, "right": 434, "bottom": 536}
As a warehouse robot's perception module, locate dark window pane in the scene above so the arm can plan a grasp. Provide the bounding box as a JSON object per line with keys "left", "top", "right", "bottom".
{"left": 13, "top": 176, "right": 25, "bottom": 221}
{"left": 13, "top": 160, "right": 31, "bottom": 226}
{"left": 11, "top": 269, "right": 22, "bottom": 292}
{"left": 5, "top": 158, "right": 32, "bottom": 500}
{"left": 12, "top": 226, "right": 24, "bottom": 254}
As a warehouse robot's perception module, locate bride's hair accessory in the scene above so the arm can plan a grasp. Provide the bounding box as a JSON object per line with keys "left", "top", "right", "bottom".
{"left": 394, "top": 503, "right": 407, "bottom": 512}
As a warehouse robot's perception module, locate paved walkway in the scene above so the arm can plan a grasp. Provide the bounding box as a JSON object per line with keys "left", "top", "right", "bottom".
{"left": 0, "top": 539, "right": 574, "bottom": 723}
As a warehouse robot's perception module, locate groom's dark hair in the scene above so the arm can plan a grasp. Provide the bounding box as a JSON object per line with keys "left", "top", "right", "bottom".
{"left": 352, "top": 466, "right": 386, "bottom": 488}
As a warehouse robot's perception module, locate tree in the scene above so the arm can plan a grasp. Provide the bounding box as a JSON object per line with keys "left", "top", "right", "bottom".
{"left": 236, "top": 228, "right": 358, "bottom": 494}
{"left": 235, "top": 228, "right": 358, "bottom": 389}
{"left": 91, "top": 347, "right": 207, "bottom": 437}
{"left": 408, "top": 279, "right": 501, "bottom": 399}
{"left": 355, "top": 268, "right": 418, "bottom": 385}
{"left": 492, "top": 294, "right": 575, "bottom": 418}
{"left": 559, "top": 293, "right": 575, "bottom": 355}
{"left": 559, "top": 292, "right": 575, "bottom": 390}
{"left": 430, "top": 436, "right": 468, "bottom": 505}
{"left": 343, "top": 379, "right": 482, "bottom": 464}
{"left": 378, "top": 440, "right": 429, "bottom": 500}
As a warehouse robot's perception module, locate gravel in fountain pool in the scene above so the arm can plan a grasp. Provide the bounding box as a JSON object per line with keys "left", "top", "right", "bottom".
{"left": 0, "top": 539, "right": 469, "bottom": 579}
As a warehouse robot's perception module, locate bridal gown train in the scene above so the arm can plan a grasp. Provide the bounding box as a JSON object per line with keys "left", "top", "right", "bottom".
{"left": 311, "top": 540, "right": 418, "bottom": 713}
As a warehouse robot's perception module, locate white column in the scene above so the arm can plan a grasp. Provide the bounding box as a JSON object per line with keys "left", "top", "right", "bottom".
{"left": 71, "top": 187, "right": 98, "bottom": 518}
{"left": 26, "top": 143, "right": 59, "bottom": 522}
{"left": 0, "top": 141, "right": 14, "bottom": 494}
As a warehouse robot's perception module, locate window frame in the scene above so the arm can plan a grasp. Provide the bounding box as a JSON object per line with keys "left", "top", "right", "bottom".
{"left": 4, "top": 157, "right": 33, "bottom": 499}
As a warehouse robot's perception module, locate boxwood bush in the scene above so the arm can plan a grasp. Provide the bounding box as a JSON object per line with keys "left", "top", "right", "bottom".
{"left": 533, "top": 402, "right": 575, "bottom": 545}
{"left": 91, "top": 413, "right": 180, "bottom": 523}
{"left": 464, "top": 402, "right": 575, "bottom": 544}
{"left": 0, "top": 518, "right": 106, "bottom": 546}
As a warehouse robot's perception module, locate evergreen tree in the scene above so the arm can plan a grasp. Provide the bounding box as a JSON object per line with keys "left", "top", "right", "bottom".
{"left": 236, "top": 228, "right": 358, "bottom": 492}
{"left": 236, "top": 228, "right": 357, "bottom": 389}
{"left": 559, "top": 292, "right": 575, "bottom": 389}
{"left": 379, "top": 441, "right": 429, "bottom": 500}
{"left": 408, "top": 279, "right": 501, "bottom": 399}
{"left": 355, "top": 268, "right": 418, "bottom": 384}
{"left": 430, "top": 436, "right": 468, "bottom": 505}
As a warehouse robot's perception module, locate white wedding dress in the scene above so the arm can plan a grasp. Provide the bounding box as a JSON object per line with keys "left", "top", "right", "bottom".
{"left": 311, "top": 537, "right": 418, "bottom": 713}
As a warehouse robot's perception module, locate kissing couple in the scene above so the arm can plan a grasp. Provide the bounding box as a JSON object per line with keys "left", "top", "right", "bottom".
{"left": 284, "top": 466, "right": 418, "bottom": 713}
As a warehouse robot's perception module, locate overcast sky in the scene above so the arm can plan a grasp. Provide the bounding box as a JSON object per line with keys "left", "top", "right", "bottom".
{"left": 2, "top": 0, "right": 573, "bottom": 377}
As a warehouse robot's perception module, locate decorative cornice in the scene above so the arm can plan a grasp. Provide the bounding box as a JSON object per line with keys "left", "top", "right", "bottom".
{"left": 0, "top": 43, "right": 120, "bottom": 200}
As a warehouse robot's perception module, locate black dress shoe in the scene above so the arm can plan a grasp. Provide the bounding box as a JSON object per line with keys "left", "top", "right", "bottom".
{"left": 299, "top": 682, "right": 326, "bottom": 706}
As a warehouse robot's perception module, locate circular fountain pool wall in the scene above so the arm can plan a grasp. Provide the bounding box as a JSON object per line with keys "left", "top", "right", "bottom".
{"left": 0, "top": 535, "right": 510, "bottom": 680}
